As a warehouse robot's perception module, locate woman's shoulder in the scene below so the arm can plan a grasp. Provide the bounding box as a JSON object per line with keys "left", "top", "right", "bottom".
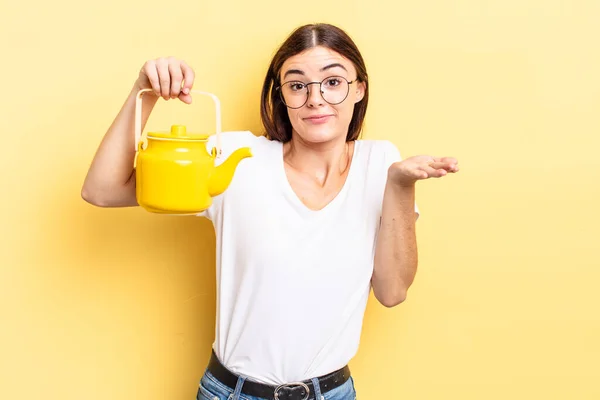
{"left": 357, "top": 138, "right": 399, "bottom": 151}
{"left": 206, "top": 131, "right": 278, "bottom": 158}
{"left": 356, "top": 138, "right": 402, "bottom": 166}
{"left": 206, "top": 130, "right": 266, "bottom": 147}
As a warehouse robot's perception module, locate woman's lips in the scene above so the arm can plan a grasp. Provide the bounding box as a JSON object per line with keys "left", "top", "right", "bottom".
{"left": 304, "top": 115, "right": 333, "bottom": 124}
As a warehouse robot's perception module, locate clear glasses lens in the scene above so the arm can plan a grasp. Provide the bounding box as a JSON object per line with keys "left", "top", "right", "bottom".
{"left": 280, "top": 76, "right": 350, "bottom": 109}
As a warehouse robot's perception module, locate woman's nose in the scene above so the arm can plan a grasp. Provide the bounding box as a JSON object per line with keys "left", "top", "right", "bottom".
{"left": 306, "top": 83, "right": 325, "bottom": 107}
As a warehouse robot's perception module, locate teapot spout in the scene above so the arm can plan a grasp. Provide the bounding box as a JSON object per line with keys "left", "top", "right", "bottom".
{"left": 208, "top": 147, "right": 253, "bottom": 196}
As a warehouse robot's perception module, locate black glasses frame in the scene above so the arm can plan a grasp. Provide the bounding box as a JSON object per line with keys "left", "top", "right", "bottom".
{"left": 275, "top": 76, "right": 357, "bottom": 109}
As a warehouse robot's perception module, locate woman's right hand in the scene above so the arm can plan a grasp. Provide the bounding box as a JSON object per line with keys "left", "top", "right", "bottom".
{"left": 134, "top": 57, "right": 195, "bottom": 104}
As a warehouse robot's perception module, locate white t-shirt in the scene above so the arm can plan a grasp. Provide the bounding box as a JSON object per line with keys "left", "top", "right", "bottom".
{"left": 198, "top": 130, "right": 418, "bottom": 385}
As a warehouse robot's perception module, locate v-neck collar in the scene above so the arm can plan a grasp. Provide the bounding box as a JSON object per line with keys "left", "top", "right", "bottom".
{"left": 276, "top": 140, "right": 360, "bottom": 218}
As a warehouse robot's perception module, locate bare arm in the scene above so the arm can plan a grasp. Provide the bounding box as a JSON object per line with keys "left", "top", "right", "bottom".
{"left": 81, "top": 87, "right": 156, "bottom": 207}
{"left": 81, "top": 57, "right": 195, "bottom": 207}
{"left": 372, "top": 156, "right": 459, "bottom": 308}
{"left": 372, "top": 181, "right": 418, "bottom": 307}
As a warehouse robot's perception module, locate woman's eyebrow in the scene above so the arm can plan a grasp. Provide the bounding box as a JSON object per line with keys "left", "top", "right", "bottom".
{"left": 283, "top": 63, "right": 348, "bottom": 79}
{"left": 283, "top": 69, "right": 305, "bottom": 79}
{"left": 320, "top": 63, "right": 347, "bottom": 72}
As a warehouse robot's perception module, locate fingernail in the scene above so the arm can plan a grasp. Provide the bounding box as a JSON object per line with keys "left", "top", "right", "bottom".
{"left": 183, "top": 88, "right": 190, "bottom": 94}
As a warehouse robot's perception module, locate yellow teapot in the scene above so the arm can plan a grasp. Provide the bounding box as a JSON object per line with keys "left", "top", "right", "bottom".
{"left": 133, "top": 89, "right": 252, "bottom": 215}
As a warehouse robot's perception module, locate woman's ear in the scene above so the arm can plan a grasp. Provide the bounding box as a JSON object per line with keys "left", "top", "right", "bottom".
{"left": 355, "top": 81, "right": 366, "bottom": 103}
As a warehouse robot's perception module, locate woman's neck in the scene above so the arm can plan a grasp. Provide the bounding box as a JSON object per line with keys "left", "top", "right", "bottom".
{"left": 283, "top": 133, "right": 354, "bottom": 186}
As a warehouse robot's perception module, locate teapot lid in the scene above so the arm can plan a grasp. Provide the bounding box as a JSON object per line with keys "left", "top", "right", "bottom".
{"left": 147, "top": 125, "right": 211, "bottom": 141}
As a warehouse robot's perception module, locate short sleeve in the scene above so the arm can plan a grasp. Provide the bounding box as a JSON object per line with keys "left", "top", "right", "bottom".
{"left": 381, "top": 140, "right": 420, "bottom": 220}
{"left": 382, "top": 139, "right": 402, "bottom": 170}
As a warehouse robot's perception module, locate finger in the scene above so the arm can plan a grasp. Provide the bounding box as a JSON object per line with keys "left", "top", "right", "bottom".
{"left": 168, "top": 60, "right": 184, "bottom": 99}
{"left": 155, "top": 58, "right": 171, "bottom": 100}
{"left": 420, "top": 165, "right": 447, "bottom": 178}
{"left": 143, "top": 61, "right": 161, "bottom": 97}
{"left": 433, "top": 157, "right": 459, "bottom": 171}
{"left": 428, "top": 162, "right": 454, "bottom": 171}
{"left": 180, "top": 61, "right": 195, "bottom": 95}
{"left": 407, "top": 167, "right": 429, "bottom": 180}
{"left": 430, "top": 161, "right": 459, "bottom": 173}
{"left": 434, "top": 157, "right": 458, "bottom": 164}
{"left": 178, "top": 92, "right": 193, "bottom": 105}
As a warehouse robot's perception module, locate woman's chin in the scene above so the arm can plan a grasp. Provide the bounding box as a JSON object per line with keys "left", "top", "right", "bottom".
{"left": 293, "top": 127, "right": 343, "bottom": 144}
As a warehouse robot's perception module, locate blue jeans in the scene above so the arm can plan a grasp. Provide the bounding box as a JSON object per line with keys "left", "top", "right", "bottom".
{"left": 196, "top": 369, "right": 358, "bottom": 400}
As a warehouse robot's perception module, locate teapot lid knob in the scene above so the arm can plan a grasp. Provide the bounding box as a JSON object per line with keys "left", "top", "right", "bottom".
{"left": 145, "top": 124, "right": 211, "bottom": 140}
{"left": 170, "top": 125, "right": 187, "bottom": 137}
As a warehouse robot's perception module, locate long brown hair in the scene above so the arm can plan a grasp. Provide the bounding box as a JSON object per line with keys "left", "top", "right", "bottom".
{"left": 260, "top": 23, "right": 369, "bottom": 143}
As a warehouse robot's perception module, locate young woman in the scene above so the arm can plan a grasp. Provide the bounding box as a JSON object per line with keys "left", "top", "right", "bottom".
{"left": 82, "top": 23, "right": 459, "bottom": 400}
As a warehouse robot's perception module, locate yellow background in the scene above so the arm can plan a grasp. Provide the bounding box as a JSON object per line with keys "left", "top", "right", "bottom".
{"left": 1, "top": 0, "right": 599, "bottom": 399}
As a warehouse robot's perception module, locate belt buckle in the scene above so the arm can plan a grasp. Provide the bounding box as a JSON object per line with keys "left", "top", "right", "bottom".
{"left": 273, "top": 381, "right": 310, "bottom": 400}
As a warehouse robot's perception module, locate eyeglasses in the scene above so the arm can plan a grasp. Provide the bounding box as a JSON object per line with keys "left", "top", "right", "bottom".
{"left": 276, "top": 76, "right": 357, "bottom": 109}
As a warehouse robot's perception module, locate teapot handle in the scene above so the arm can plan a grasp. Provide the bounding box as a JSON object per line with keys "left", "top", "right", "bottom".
{"left": 134, "top": 88, "right": 222, "bottom": 156}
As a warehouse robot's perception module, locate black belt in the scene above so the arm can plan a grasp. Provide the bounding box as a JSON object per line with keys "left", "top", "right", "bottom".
{"left": 207, "top": 350, "right": 351, "bottom": 400}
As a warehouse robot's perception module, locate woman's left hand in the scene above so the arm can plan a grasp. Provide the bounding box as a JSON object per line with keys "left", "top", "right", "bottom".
{"left": 389, "top": 155, "right": 459, "bottom": 187}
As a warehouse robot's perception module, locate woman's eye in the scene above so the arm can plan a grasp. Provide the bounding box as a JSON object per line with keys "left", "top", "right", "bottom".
{"left": 326, "top": 78, "right": 341, "bottom": 87}
{"left": 291, "top": 83, "right": 305, "bottom": 91}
